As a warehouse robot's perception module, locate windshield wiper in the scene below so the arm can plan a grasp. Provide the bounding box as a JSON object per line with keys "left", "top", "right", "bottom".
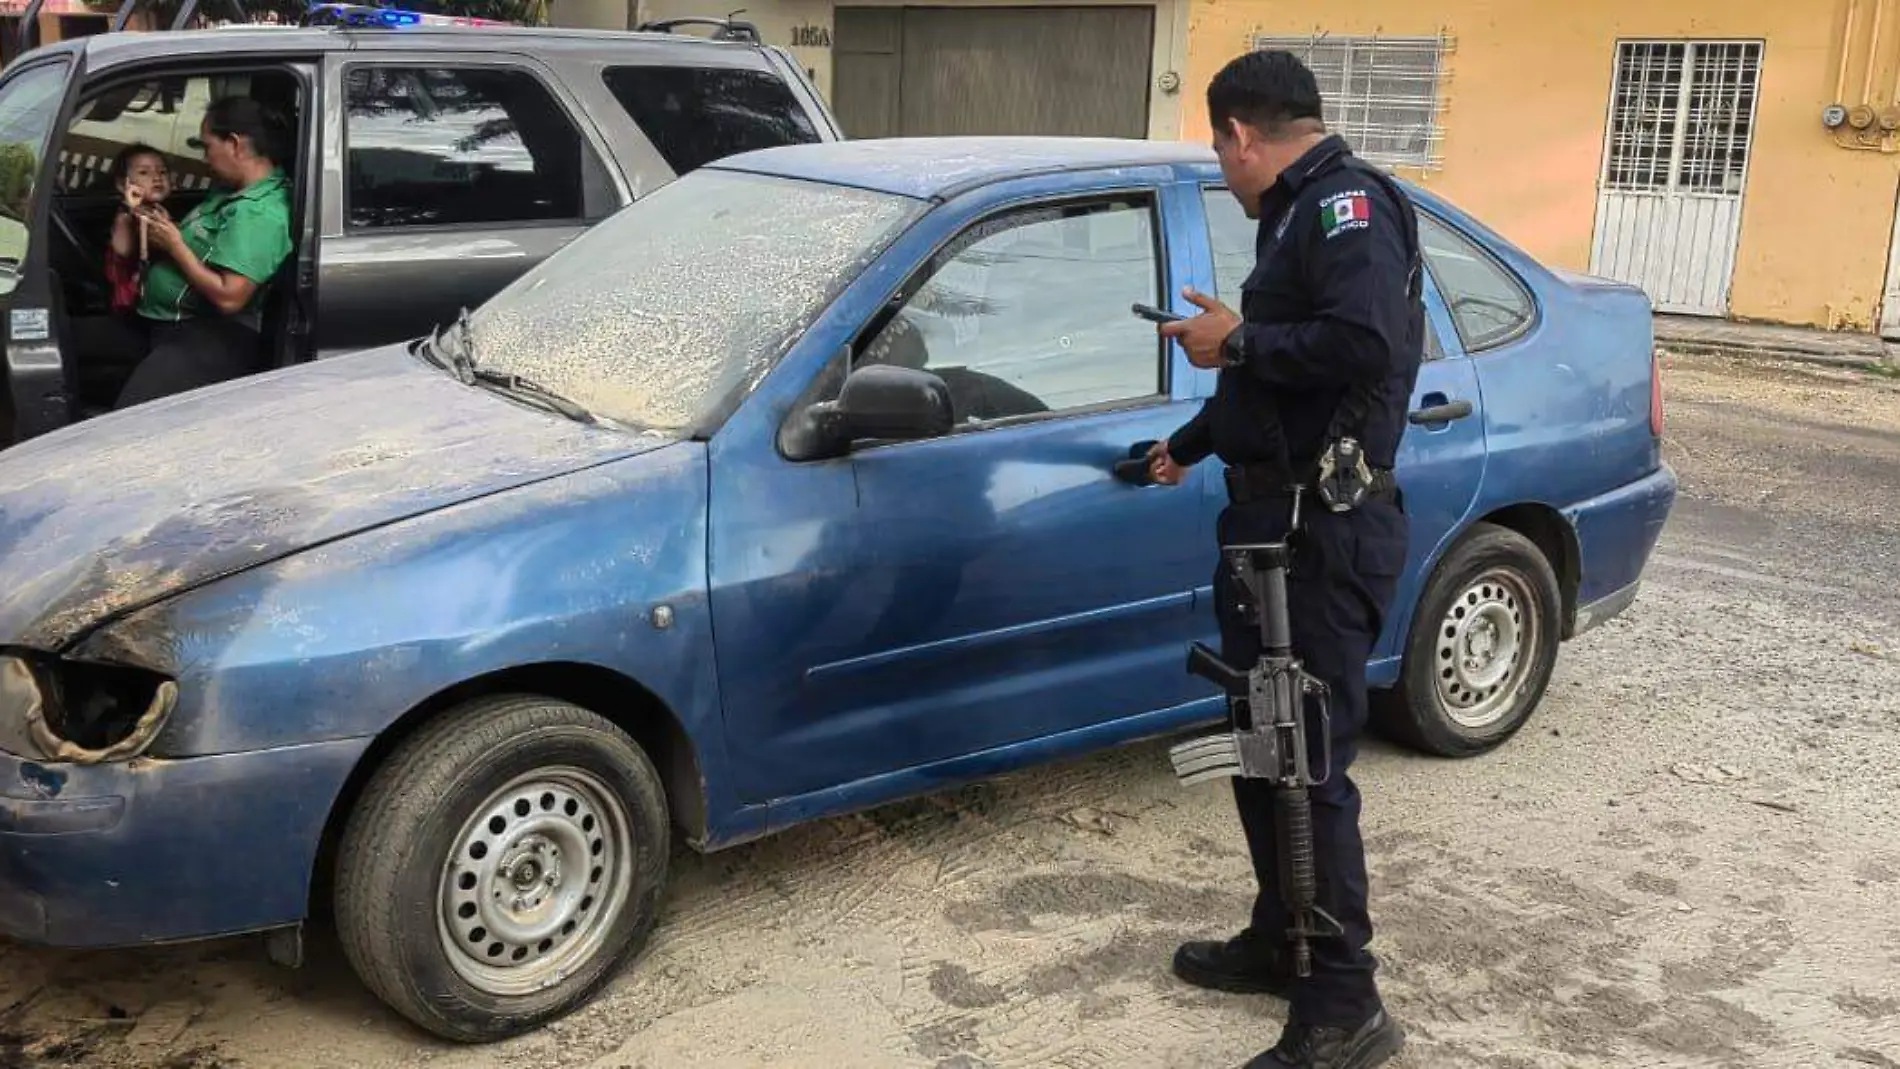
{"left": 416, "top": 307, "right": 477, "bottom": 382}
{"left": 469, "top": 366, "right": 597, "bottom": 425}
{"left": 415, "top": 307, "right": 596, "bottom": 425}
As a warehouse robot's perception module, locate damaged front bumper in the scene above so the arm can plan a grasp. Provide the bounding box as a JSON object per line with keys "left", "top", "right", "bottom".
{"left": 0, "top": 653, "right": 371, "bottom": 948}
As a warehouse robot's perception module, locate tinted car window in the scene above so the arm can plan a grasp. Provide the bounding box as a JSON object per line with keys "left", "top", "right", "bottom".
{"left": 860, "top": 196, "right": 1165, "bottom": 424}
{"left": 1418, "top": 211, "right": 1536, "bottom": 351}
{"left": 601, "top": 65, "right": 820, "bottom": 175}
{"left": 344, "top": 65, "right": 591, "bottom": 228}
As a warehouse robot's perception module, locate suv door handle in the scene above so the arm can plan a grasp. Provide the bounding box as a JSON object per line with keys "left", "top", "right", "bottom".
{"left": 1409, "top": 397, "right": 1473, "bottom": 425}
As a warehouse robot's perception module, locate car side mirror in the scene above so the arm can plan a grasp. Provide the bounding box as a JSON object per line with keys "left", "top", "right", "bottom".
{"left": 829, "top": 363, "right": 954, "bottom": 441}
{"left": 781, "top": 363, "right": 954, "bottom": 460}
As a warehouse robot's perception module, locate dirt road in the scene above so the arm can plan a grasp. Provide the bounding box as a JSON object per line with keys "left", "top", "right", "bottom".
{"left": 5, "top": 349, "right": 1899, "bottom": 1069}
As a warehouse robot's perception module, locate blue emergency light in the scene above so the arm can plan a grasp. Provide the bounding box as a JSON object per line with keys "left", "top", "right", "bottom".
{"left": 303, "top": 2, "right": 514, "bottom": 27}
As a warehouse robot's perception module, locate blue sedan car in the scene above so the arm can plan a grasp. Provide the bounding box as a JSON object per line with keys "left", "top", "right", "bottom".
{"left": 0, "top": 138, "right": 1675, "bottom": 1041}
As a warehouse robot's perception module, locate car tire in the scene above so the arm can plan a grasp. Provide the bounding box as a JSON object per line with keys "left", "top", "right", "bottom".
{"left": 332, "top": 695, "right": 670, "bottom": 1043}
{"left": 1374, "top": 522, "right": 1562, "bottom": 758}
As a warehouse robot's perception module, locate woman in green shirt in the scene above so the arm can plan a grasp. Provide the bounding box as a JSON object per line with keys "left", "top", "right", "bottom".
{"left": 109, "top": 96, "right": 294, "bottom": 410}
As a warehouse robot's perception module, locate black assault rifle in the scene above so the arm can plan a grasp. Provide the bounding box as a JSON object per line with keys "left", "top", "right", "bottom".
{"left": 1169, "top": 539, "right": 1345, "bottom": 976}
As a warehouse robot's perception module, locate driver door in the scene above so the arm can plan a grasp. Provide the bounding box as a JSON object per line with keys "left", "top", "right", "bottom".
{"left": 0, "top": 55, "right": 76, "bottom": 446}
{"left": 707, "top": 176, "right": 1213, "bottom": 806}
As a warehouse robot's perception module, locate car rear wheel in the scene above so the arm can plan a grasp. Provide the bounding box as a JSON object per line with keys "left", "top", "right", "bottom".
{"left": 1375, "top": 522, "right": 1562, "bottom": 757}
{"left": 332, "top": 695, "right": 669, "bottom": 1042}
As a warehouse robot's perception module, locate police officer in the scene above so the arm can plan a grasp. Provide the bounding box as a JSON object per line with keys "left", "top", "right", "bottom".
{"left": 1145, "top": 49, "right": 1423, "bottom": 1069}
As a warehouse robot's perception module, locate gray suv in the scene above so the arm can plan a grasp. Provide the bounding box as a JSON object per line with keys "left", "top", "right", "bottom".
{"left": 0, "top": 10, "right": 842, "bottom": 447}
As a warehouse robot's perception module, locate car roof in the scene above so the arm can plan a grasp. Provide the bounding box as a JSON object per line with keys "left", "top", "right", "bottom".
{"left": 710, "top": 135, "right": 1467, "bottom": 230}
{"left": 710, "top": 136, "right": 1224, "bottom": 200}
{"left": 38, "top": 23, "right": 775, "bottom": 69}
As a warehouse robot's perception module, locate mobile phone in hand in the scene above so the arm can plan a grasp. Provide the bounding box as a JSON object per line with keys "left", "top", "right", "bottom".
{"left": 1131, "top": 302, "right": 1185, "bottom": 324}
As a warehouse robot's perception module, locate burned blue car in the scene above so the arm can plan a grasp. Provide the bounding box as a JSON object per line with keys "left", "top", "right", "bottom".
{"left": 0, "top": 138, "right": 1676, "bottom": 1041}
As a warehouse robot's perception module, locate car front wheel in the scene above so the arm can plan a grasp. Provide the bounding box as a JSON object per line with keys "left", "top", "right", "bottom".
{"left": 1376, "top": 522, "right": 1562, "bottom": 757}
{"left": 332, "top": 695, "right": 670, "bottom": 1042}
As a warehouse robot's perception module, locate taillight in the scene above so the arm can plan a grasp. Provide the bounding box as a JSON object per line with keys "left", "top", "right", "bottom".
{"left": 1649, "top": 349, "right": 1664, "bottom": 437}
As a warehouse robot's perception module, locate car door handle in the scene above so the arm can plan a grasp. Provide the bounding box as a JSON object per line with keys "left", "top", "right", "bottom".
{"left": 1113, "top": 439, "right": 1161, "bottom": 486}
{"left": 1409, "top": 398, "right": 1474, "bottom": 425}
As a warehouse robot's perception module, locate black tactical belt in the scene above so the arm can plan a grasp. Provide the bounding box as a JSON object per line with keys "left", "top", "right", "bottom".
{"left": 1223, "top": 462, "right": 1397, "bottom": 504}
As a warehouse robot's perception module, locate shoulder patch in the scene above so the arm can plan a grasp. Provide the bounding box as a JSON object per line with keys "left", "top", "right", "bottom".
{"left": 1318, "top": 188, "right": 1372, "bottom": 240}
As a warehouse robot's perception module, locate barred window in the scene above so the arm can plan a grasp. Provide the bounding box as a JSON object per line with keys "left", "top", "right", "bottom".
{"left": 1601, "top": 40, "right": 1761, "bottom": 194}
{"left": 1250, "top": 33, "right": 1449, "bottom": 169}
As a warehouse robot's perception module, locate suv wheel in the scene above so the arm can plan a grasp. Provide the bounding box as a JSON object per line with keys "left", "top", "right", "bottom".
{"left": 333, "top": 695, "right": 669, "bottom": 1042}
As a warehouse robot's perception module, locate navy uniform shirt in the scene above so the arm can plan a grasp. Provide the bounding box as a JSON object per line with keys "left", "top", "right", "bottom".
{"left": 1167, "top": 135, "right": 1424, "bottom": 479}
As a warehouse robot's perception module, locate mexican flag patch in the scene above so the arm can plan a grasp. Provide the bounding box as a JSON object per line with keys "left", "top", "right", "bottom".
{"left": 1320, "top": 190, "right": 1371, "bottom": 238}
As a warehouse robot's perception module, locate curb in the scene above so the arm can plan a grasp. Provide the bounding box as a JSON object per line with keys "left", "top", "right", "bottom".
{"left": 1654, "top": 339, "right": 1894, "bottom": 372}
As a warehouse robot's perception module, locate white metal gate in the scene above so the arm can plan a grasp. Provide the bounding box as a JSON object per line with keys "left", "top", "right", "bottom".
{"left": 1590, "top": 40, "right": 1764, "bottom": 316}
{"left": 1883, "top": 181, "right": 1900, "bottom": 339}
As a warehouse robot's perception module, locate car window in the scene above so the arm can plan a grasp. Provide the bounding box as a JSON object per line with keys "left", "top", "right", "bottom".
{"left": 859, "top": 195, "right": 1166, "bottom": 426}
{"left": 600, "top": 64, "right": 821, "bottom": 176}
{"left": 1202, "top": 187, "right": 1255, "bottom": 303}
{"left": 344, "top": 65, "right": 602, "bottom": 229}
{"left": 59, "top": 72, "right": 287, "bottom": 197}
{"left": 1418, "top": 211, "right": 1535, "bottom": 351}
{"left": 0, "top": 62, "right": 71, "bottom": 293}
{"left": 1202, "top": 186, "right": 1447, "bottom": 362}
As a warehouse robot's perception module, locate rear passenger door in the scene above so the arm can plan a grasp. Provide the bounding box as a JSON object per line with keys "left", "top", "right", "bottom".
{"left": 315, "top": 52, "right": 626, "bottom": 357}
{"left": 1196, "top": 186, "right": 1489, "bottom": 662}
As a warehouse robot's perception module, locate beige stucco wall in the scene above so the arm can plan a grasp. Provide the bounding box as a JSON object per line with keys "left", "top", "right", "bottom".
{"left": 553, "top": 0, "right": 1193, "bottom": 139}
{"left": 1179, "top": 0, "right": 1900, "bottom": 331}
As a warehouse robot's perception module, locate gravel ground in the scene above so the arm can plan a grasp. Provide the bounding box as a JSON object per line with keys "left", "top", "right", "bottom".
{"left": 3, "top": 349, "right": 1898, "bottom": 1069}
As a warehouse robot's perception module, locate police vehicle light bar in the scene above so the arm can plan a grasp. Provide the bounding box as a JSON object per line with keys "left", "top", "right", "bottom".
{"left": 303, "top": 2, "right": 514, "bottom": 28}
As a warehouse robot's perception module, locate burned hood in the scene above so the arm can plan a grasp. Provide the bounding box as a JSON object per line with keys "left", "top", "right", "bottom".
{"left": 0, "top": 345, "right": 671, "bottom": 651}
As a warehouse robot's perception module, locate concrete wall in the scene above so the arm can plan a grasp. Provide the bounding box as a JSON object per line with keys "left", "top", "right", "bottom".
{"left": 1179, "top": 0, "right": 1900, "bottom": 332}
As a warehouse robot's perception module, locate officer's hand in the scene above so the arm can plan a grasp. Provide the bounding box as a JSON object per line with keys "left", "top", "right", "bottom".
{"left": 1158, "top": 287, "right": 1242, "bottom": 369}
{"left": 1146, "top": 439, "right": 1187, "bottom": 485}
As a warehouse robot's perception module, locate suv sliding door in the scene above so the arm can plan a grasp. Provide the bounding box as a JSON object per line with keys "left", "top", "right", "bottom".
{"left": 315, "top": 52, "right": 622, "bottom": 358}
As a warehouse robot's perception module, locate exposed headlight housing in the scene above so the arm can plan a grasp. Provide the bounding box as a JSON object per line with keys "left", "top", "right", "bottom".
{"left": 0, "top": 652, "right": 178, "bottom": 764}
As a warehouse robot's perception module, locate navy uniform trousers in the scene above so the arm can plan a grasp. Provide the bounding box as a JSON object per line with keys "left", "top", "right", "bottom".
{"left": 1212, "top": 485, "right": 1409, "bottom": 1028}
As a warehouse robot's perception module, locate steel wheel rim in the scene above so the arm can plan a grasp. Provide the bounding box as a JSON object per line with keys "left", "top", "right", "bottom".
{"left": 437, "top": 766, "right": 634, "bottom": 996}
{"left": 1433, "top": 567, "right": 1537, "bottom": 730}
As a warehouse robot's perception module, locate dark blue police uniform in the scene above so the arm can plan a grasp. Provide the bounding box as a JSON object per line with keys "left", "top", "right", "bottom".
{"left": 1166, "top": 133, "right": 1424, "bottom": 1032}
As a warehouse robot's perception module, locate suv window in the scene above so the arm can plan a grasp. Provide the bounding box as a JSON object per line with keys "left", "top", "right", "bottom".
{"left": 0, "top": 62, "right": 71, "bottom": 294}
{"left": 1418, "top": 210, "right": 1535, "bottom": 351}
{"left": 1201, "top": 187, "right": 1446, "bottom": 361}
{"left": 61, "top": 72, "right": 289, "bottom": 197}
{"left": 344, "top": 65, "right": 598, "bottom": 229}
{"left": 601, "top": 64, "right": 821, "bottom": 176}
{"left": 858, "top": 195, "right": 1166, "bottom": 425}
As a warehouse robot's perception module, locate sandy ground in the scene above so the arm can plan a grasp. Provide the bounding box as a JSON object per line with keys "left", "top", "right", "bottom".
{"left": 5, "top": 349, "right": 1900, "bottom": 1069}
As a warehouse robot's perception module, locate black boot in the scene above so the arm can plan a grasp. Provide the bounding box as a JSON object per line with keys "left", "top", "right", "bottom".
{"left": 1171, "top": 931, "right": 1292, "bottom": 997}
{"left": 1242, "top": 1009, "right": 1405, "bottom": 1069}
